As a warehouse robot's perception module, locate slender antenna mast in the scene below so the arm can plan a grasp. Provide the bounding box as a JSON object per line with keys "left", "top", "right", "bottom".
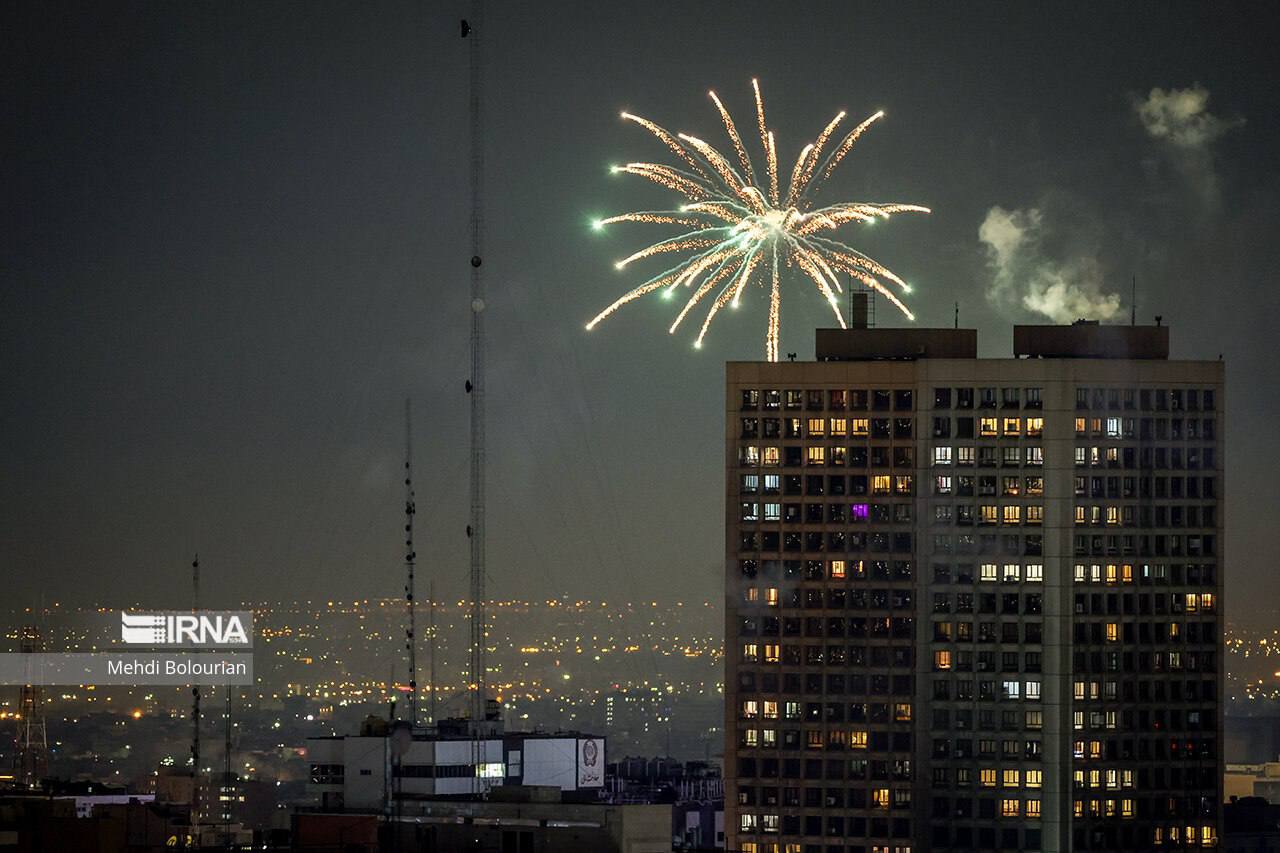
{"left": 191, "top": 555, "right": 201, "bottom": 829}
{"left": 428, "top": 575, "right": 437, "bottom": 726}
{"left": 403, "top": 398, "right": 418, "bottom": 727}
{"left": 1131, "top": 275, "right": 1136, "bottom": 325}
{"left": 222, "top": 684, "right": 232, "bottom": 850}
{"left": 954, "top": 301, "right": 959, "bottom": 329}
{"left": 463, "top": 0, "right": 487, "bottom": 734}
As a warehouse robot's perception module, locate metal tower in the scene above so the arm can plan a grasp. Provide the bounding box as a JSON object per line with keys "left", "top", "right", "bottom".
{"left": 190, "top": 555, "right": 202, "bottom": 829}
{"left": 222, "top": 684, "right": 232, "bottom": 849}
{"left": 15, "top": 625, "right": 48, "bottom": 788}
{"left": 403, "top": 398, "right": 419, "bottom": 726}
{"left": 463, "top": 0, "right": 487, "bottom": 730}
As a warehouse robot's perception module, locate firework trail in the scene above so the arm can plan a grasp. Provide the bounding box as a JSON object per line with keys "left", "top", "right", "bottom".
{"left": 587, "top": 80, "right": 928, "bottom": 360}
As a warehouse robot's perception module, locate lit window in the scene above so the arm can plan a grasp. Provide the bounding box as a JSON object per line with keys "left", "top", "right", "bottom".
{"left": 1106, "top": 623, "right": 1118, "bottom": 642}
{"left": 980, "top": 563, "right": 998, "bottom": 582}
{"left": 806, "top": 447, "right": 825, "bottom": 466}
{"left": 894, "top": 703, "right": 912, "bottom": 722}
{"left": 1026, "top": 505, "right": 1043, "bottom": 525}
{"left": 829, "top": 417, "right": 847, "bottom": 436}
{"left": 980, "top": 505, "right": 998, "bottom": 525}
{"left": 934, "top": 650, "right": 952, "bottom": 670}
{"left": 762, "top": 701, "right": 778, "bottom": 720}
{"left": 830, "top": 560, "right": 846, "bottom": 579}
{"left": 1003, "top": 769, "right": 1020, "bottom": 787}
{"left": 762, "top": 447, "right": 780, "bottom": 466}
{"left": 980, "top": 417, "right": 998, "bottom": 436}
{"left": 763, "top": 503, "right": 780, "bottom": 521}
{"left": 807, "top": 418, "right": 826, "bottom": 436}
{"left": 1001, "top": 798, "right": 1020, "bottom": 817}
{"left": 1002, "top": 680, "right": 1020, "bottom": 699}
{"left": 741, "top": 503, "right": 760, "bottom": 522}
{"left": 742, "top": 643, "right": 759, "bottom": 662}
{"left": 741, "top": 700, "right": 758, "bottom": 719}
{"left": 742, "top": 728, "right": 759, "bottom": 747}
{"left": 764, "top": 588, "right": 779, "bottom": 606}
{"left": 740, "top": 446, "right": 760, "bottom": 465}
{"left": 763, "top": 643, "right": 780, "bottom": 663}
{"left": 1026, "top": 446, "right": 1043, "bottom": 465}
{"left": 1025, "top": 564, "right": 1043, "bottom": 582}
{"left": 871, "top": 788, "right": 890, "bottom": 809}
{"left": 980, "top": 769, "right": 997, "bottom": 787}
{"left": 850, "top": 730, "right": 868, "bottom": 749}
{"left": 1026, "top": 769, "right": 1043, "bottom": 788}
{"left": 1003, "top": 417, "right": 1021, "bottom": 436}
{"left": 873, "top": 475, "right": 891, "bottom": 495}
{"left": 934, "top": 476, "right": 953, "bottom": 495}
{"left": 1026, "top": 798, "right": 1042, "bottom": 818}
{"left": 1026, "top": 417, "right": 1043, "bottom": 436}
{"left": 1002, "top": 505, "right": 1021, "bottom": 525}
{"left": 934, "top": 446, "right": 953, "bottom": 465}
{"left": 851, "top": 418, "right": 869, "bottom": 436}
{"left": 1002, "top": 564, "right": 1020, "bottom": 582}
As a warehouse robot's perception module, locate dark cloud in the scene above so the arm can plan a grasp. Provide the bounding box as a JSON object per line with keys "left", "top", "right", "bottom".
{"left": 3, "top": 1, "right": 1279, "bottom": 627}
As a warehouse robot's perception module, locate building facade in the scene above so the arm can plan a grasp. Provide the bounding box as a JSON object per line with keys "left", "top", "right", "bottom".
{"left": 307, "top": 724, "right": 605, "bottom": 810}
{"left": 724, "top": 322, "right": 1223, "bottom": 853}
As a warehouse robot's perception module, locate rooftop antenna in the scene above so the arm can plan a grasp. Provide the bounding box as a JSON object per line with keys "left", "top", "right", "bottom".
{"left": 954, "top": 301, "right": 959, "bottom": 329}
{"left": 190, "top": 555, "right": 201, "bottom": 830}
{"left": 428, "top": 573, "right": 437, "bottom": 726}
{"left": 222, "top": 681, "right": 232, "bottom": 850}
{"left": 1131, "top": 275, "right": 1136, "bottom": 326}
{"left": 402, "top": 398, "right": 418, "bottom": 727}
{"left": 14, "top": 624, "right": 48, "bottom": 789}
{"left": 463, "top": 0, "right": 489, "bottom": 791}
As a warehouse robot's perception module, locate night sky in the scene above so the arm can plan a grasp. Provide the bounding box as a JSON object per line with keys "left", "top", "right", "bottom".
{"left": 4, "top": 2, "right": 1278, "bottom": 624}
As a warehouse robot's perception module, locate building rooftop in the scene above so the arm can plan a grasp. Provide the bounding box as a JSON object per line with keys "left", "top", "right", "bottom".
{"left": 810, "top": 319, "right": 1172, "bottom": 362}
{"left": 1013, "top": 320, "right": 1169, "bottom": 359}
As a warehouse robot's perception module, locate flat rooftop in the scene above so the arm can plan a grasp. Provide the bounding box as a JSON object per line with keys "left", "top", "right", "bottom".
{"left": 812, "top": 321, "right": 1170, "bottom": 361}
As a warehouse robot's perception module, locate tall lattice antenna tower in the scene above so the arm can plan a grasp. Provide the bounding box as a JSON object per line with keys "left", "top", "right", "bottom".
{"left": 403, "top": 398, "right": 419, "bottom": 727}
{"left": 15, "top": 624, "right": 48, "bottom": 788}
{"left": 190, "top": 555, "right": 202, "bottom": 827}
{"left": 462, "top": 0, "right": 489, "bottom": 794}
{"left": 463, "top": 0, "right": 487, "bottom": 731}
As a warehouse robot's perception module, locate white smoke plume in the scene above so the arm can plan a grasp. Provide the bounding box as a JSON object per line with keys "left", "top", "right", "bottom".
{"left": 1135, "top": 84, "right": 1242, "bottom": 206}
{"left": 978, "top": 205, "right": 1122, "bottom": 323}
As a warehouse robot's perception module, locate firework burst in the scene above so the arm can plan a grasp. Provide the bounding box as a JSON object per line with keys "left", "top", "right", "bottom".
{"left": 586, "top": 79, "right": 929, "bottom": 361}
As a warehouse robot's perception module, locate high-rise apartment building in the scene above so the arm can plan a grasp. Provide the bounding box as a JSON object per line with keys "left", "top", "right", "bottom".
{"left": 725, "top": 319, "right": 1223, "bottom": 853}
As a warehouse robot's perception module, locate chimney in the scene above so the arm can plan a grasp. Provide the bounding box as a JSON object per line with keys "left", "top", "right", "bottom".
{"left": 850, "top": 292, "right": 871, "bottom": 329}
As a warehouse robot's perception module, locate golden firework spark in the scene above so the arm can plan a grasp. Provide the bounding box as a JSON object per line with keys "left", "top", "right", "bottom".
{"left": 586, "top": 80, "right": 929, "bottom": 361}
